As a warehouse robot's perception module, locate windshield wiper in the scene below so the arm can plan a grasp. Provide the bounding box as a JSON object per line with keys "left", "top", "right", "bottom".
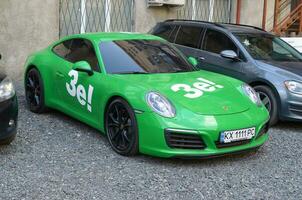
{"left": 117, "top": 71, "right": 149, "bottom": 74}
{"left": 173, "top": 69, "right": 191, "bottom": 73}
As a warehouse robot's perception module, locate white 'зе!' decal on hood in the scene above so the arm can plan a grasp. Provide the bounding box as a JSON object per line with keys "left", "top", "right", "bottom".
{"left": 171, "top": 77, "right": 224, "bottom": 99}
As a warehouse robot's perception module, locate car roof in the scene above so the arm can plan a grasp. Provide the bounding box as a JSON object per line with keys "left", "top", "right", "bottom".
{"left": 60, "top": 32, "right": 163, "bottom": 43}
{"left": 222, "top": 24, "right": 270, "bottom": 34}
{"left": 161, "top": 19, "right": 273, "bottom": 35}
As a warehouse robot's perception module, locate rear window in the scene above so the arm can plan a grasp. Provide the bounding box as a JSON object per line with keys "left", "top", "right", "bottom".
{"left": 99, "top": 39, "right": 196, "bottom": 74}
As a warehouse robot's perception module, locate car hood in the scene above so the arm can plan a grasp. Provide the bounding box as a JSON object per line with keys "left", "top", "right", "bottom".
{"left": 115, "top": 71, "right": 251, "bottom": 115}
{"left": 259, "top": 60, "right": 302, "bottom": 77}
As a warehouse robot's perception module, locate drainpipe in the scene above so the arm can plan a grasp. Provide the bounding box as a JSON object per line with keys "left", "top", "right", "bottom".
{"left": 262, "top": 0, "right": 267, "bottom": 30}
{"left": 228, "top": 0, "right": 232, "bottom": 23}
{"left": 236, "top": 0, "right": 241, "bottom": 24}
{"left": 273, "top": 0, "right": 280, "bottom": 33}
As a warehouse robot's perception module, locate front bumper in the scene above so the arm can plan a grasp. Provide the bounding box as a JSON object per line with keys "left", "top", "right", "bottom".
{"left": 136, "top": 105, "right": 269, "bottom": 158}
{"left": 172, "top": 146, "right": 261, "bottom": 159}
{"left": 279, "top": 89, "right": 302, "bottom": 121}
{"left": 0, "top": 95, "right": 18, "bottom": 141}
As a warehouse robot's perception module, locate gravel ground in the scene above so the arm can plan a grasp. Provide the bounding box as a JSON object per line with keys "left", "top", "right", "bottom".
{"left": 0, "top": 82, "right": 301, "bottom": 200}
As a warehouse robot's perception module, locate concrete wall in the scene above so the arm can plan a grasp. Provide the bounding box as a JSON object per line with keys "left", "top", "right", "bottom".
{"left": 0, "top": 0, "right": 279, "bottom": 80}
{"left": 240, "top": 0, "right": 265, "bottom": 27}
{"left": 0, "top": 0, "right": 59, "bottom": 80}
{"left": 134, "top": 0, "right": 234, "bottom": 33}
{"left": 237, "top": 0, "right": 275, "bottom": 30}
{"left": 230, "top": 0, "right": 238, "bottom": 23}
{"left": 134, "top": 0, "right": 277, "bottom": 33}
{"left": 265, "top": 0, "right": 276, "bottom": 31}
{"left": 134, "top": 1, "right": 178, "bottom": 33}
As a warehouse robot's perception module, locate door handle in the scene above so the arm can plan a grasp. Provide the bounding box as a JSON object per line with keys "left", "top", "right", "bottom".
{"left": 56, "top": 72, "right": 64, "bottom": 78}
{"left": 198, "top": 56, "right": 205, "bottom": 61}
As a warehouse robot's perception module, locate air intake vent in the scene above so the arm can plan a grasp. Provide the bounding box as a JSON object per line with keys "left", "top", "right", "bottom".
{"left": 289, "top": 103, "right": 302, "bottom": 116}
{"left": 165, "top": 130, "right": 206, "bottom": 149}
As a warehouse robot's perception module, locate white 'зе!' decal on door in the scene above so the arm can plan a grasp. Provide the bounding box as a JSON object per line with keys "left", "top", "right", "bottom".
{"left": 66, "top": 70, "right": 94, "bottom": 112}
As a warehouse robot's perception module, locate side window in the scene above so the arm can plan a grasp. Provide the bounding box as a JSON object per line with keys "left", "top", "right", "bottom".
{"left": 175, "top": 26, "right": 203, "bottom": 48}
{"left": 52, "top": 40, "right": 73, "bottom": 58}
{"left": 273, "top": 42, "right": 289, "bottom": 55}
{"left": 153, "top": 24, "right": 175, "bottom": 41}
{"left": 203, "top": 29, "right": 237, "bottom": 54}
{"left": 66, "top": 39, "right": 100, "bottom": 72}
{"left": 169, "top": 25, "right": 179, "bottom": 43}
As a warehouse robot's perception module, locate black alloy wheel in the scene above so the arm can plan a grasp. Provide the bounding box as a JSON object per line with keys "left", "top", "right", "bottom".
{"left": 254, "top": 85, "right": 278, "bottom": 126}
{"left": 25, "top": 68, "right": 47, "bottom": 113}
{"left": 105, "top": 98, "right": 139, "bottom": 156}
{"left": 258, "top": 91, "right": 272, "bottom": 113}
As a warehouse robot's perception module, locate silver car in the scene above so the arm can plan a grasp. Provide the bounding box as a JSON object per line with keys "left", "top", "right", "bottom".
{"left": 152, "top": 19, "right": 302, "bottom": 125}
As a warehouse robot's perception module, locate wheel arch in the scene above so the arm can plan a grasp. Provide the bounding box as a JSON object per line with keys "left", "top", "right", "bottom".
{"left": 103, "top": 95, "right": 129, "bottom": 127}
{"left": 104, "top": 95, "right": 124, "bottom": 111}
{"left": 248, "top": 79, "right": 281, "bottom": 110}
{"left": 24, "top": 63, "right": 52, "bottom": 109}
{"left": 24, "top": 64, "right": 37, "bottom": 80}
{"left": 24, "top": 64, "right": 40, "bottom": 90}
{"left": 103, "top": 94, "right": 141, "bottom": 116}
{"left": 103, "top": 95, "right": 138, "bottom": 135}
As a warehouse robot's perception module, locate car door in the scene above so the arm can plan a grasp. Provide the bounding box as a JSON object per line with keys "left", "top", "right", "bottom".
{"left": 53, "top": 38, "right": 104, "bottom": 128}
{"left": 52, "top": 39, "right": 74, "bottom": 101}
{"left": 197, "top": 29, "right": 245, "bottom": 80}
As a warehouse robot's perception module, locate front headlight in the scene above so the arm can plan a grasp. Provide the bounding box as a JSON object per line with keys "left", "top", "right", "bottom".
{"left": 0, "top": 77, "right": 15, "bottom": 102}
{"left": 146, "top": 92, "right": 176, "bottom": 118}
{"left": 284, "top": 81, "right": 302, "bottom": 95}
{"left": 242, "top": 84, "right": 262, "bottom": 106}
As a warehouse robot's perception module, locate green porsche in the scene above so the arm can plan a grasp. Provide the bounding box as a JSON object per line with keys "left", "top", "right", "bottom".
{"left": 24, "top": 32, "right": 269, "bottom": 158}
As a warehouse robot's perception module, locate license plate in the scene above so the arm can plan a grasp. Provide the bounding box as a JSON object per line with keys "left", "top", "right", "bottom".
{"left": 220, "top": 127, "right": 256, "bottom": 143}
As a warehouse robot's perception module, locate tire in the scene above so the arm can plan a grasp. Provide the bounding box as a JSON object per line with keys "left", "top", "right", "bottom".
{"left": 0, "top": 133, "right": 16, "bottom": 145}
{"left": 254, "top": 85, "right": 278, "bottom": 126}
{"left": 25, "top": 68, "right": 47, "bottom": 113}
{"left": 105, "top": 98, "right": 139, "bottom": 156}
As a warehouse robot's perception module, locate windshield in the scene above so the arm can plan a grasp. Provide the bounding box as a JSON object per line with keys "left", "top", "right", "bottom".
{"left": 99, "top": 39, "right": 196, "bottom": 74}
{"left": 235, "top": 34, "right": 302, "bottom": 62}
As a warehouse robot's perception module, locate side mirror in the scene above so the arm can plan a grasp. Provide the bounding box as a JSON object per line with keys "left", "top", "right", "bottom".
{"left": 220, "top": 50, "right": 240, "bottom": 61}
{"left": 72, "top": 61, "right": 93, "bottom": 76}
{"left": 188, "top": 56, "right": 198, "bottom": 67}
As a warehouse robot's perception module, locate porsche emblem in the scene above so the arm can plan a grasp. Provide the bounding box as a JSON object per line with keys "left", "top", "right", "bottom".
{"left": 223, "top": 106, "right": 229, "bottom": 111}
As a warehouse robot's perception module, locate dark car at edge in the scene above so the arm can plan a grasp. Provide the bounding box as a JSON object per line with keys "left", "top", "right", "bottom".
{"left": 0, "top": 57, "right": 18, "bottom": 144}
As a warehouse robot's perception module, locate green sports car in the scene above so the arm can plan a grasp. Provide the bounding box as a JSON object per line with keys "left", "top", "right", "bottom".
{"left": 24, "top": 32, "right": 269, "bottom": 158}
